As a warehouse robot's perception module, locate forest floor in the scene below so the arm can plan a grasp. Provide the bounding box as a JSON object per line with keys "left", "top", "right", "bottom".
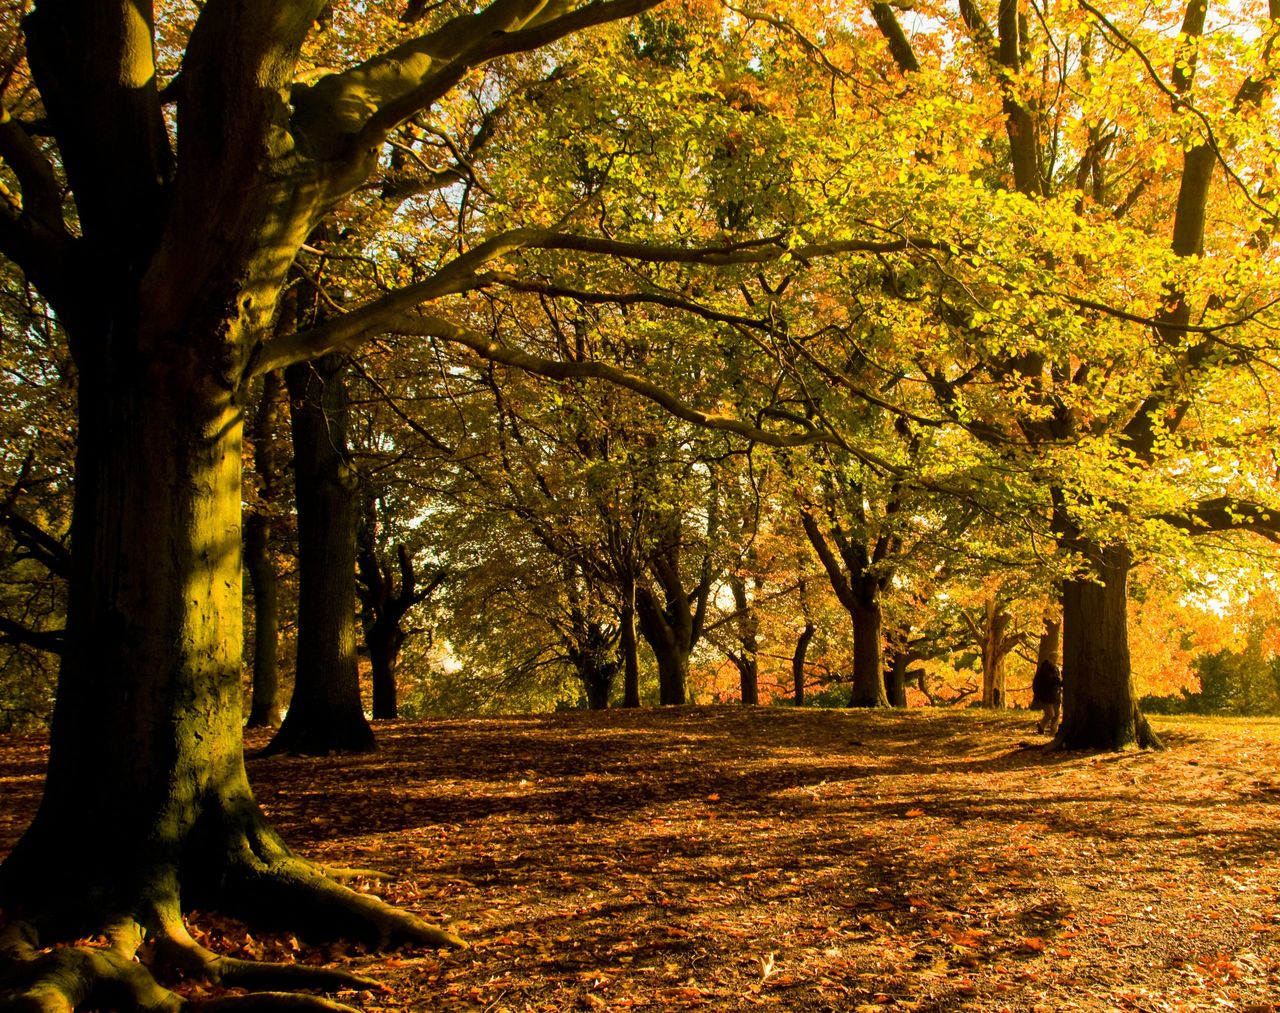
{"left": 4, "top": 707, "right": 1280, "bottom": 1012}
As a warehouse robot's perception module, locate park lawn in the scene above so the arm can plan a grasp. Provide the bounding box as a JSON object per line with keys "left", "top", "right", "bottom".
{"left": 3, "top": 707, "right": 1280, "bottom": 1011}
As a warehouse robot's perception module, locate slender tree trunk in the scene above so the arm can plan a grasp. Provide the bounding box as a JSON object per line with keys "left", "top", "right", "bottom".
{"left": 730, "top": 576, "right": 759, "bottom": 705}
{"left": 980, "top": 598, "right": 1012, "bottom": 708}
{"left": 245, "top": 372, "right": 283, "bottom": 728}
{"left": 267, "top": 357, "right": 374, "bottom": 755}
{"left": 849, "top": 589, "right": 888, "bottom": 708}
{"left": 620, "top": 598, "right": 641, "bottom": 708}
{"left": 793, "top": 621, "right": 815, "bottom": 706}
{"left": 367, "top": 623, "right": 403, "bottom": 720}
{"left": 1056, "top": 542, "right": 1161, "bottom": 750}
{"left": 244, "top": 510, "right": 281, "bottom": 728}
{"left": 636, "top": 585, "right": 690, "bottom": 706}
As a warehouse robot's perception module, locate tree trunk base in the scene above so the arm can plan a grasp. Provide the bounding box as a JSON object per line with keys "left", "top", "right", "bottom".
{"left": 0, "top": 827, "right": 462, "bottom": 1012}
{"left": 1045, "top": 706, "right": 1166, "bottom": 753}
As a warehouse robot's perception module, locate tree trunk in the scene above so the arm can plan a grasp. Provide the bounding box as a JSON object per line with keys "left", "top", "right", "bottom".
{"left": 849, "top": 589, "right": 889, "bottom": 708}
{"left": 266, "top": 357, "right": 374, "bottom": 755}
{"left": 0, "top": 330, "right": 458, "bottom": 971}
{"left": 793, "top": 621, "right": 815, "bottom": 706}
{"left": 245, "top": 372, "right": 284, "bottom": 729}
{"left": 1037, "top": 610, "right": 1062, "bottom": 664}
{"left": 0, "top": 356, "right": 274, "bottom": 933}
{"left": 367, "top": 622, "right": 403, "bottom": 720}
{"left": 980, "top": 598, "right": 1012, "bottom": 709}
{"left": 647, "top": 637, "right": 689, "bottom": 706}
{"left": 620, "top": 598, "right": 641, "bottom": 708}
{"left": 244, "top": 510, "right": 281, "bottom": 728}
{"left": 1056, "top": 542, "right": 1161, "bottom": 750}
{"left": 884, "top": 650, "right": 909, "bottom": 708}
{"left": 635, "top": 584, "right": 690, "bottom": 706}
{"left": 730, "top": 576, "right": 759, "bottom": 705}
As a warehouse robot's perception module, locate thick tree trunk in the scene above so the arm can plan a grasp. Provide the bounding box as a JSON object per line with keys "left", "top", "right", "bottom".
{"left": 793, "top": 621, "right": 815, "bottom": 706}
{"left": 849, "top": 592, "right": 889, "bottom": 708}
{"left": 267, "top": 357, "right": 374, "bottom": 755}
{"left": 580, "top": 662, "right": 614, "bottom": 710}
{"left": 0, "top": 333, "right": 457, "bottom": 972}
{"left": 0, "top": 360, "right": 287, "bottom": 932}
{"left": 648, "top": 638, "right": 690, "bottom": 706}
{"left": 1056, "top": 542, "right": 1161, "bottom": 750}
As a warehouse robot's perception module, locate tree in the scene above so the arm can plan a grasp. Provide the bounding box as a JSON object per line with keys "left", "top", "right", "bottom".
{"left": 0, "top": 1, "right": 677, "bottom": 1006}
{"left": 357, "top": 506, "right": 445, "bottom": 721}
{"left": 265, "top": 354, "right": 376, "bottom": 755}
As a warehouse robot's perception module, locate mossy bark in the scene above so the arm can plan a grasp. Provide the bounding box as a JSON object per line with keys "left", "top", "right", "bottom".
{"left": 0, "top": 350, "right": 269, "bottom": 933}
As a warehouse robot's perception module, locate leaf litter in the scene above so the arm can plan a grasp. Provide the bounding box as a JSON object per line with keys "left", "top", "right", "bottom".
{"left": 3, "top": 707, "right": 1280, "bottom": 1011}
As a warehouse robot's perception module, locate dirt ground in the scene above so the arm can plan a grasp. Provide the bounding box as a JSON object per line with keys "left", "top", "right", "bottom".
{"left": 3, "top": 707, "right": 1280, "bottom": 1012}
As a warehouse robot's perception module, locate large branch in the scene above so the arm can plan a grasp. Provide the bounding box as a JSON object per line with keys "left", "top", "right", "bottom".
{"left": 254, "top": 228, "right": 947, "bottom": 373}
{"left": 24, "top": 0, "right": 171, "bottom": 256}
{"left": 870, "top": 4, "right": 920, "bottom": 73}
{"left": 1163, "top": 496, "right": 1280, "bottom": 543}
{"left": 0, "top": 506, "right": 71, "bottom": 579}
{"left": 0, "top": 616, "right": 64, "bottom": 655}
{"left": 388, "top": 312, "right": 894, "bottom": 458}
{"left": 292, "top": 0, "right": 665, "bottom": 160}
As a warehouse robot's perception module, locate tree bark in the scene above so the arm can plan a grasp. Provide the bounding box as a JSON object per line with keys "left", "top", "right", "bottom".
{"left": 1055, "top": 542, "right": 1161, "bottom": 750}
{"left": 636, "top": 587, "right": 691, "bottom": 706}
{"left": 793, "top": 621, "right": 815, "bottom": 706}
{"left": 799, "top": 511, "right": 889, "bottom": 708}
{"left": 0, "top": 344, "right": 305, "bottom": 939}
{"left": 848, "top": 588, "right": 889, "bottom": 708}
{"left": 1037, "top": 610, "right": 1061, "bottom": 664}
{"left": 245, "top": 372, "right": 284, "bottom": 728}
{"left": 620, "top": 594, "right": 641, "bottom": 708}
{"left": 729, "top": 576, "right": 759, "bottom": 705}
{"left": 884, "top": 650, "right": 909, "bottom": 708}
{"left": 266, "top": 356, "right": 374, "bottom": 755}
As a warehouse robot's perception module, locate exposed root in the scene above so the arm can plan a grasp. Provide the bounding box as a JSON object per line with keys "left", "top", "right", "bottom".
{"left": 1135, "top": 710, "right": 1166, "bottom": 751}
{"left": 1, "top": 920, "right": 182, "bottom": 1013}
{"left": 0, "top": 913, "right": 388, "bottom": 1013}
{"left": 154, "top": 922, "right": 380, "bottom": 994}
{"left": 1, "top": 815, "right": 464, "bottom": 1011}
{"left": 192, "top": 994, "right": 363, "bottom": 1012}
{"left": 226, "top": 857, "right": 465, "bottom": 950}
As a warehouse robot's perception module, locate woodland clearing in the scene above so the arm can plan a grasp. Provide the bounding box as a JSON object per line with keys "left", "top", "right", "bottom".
{"left": 3, "top": 707, "right": 1279, "bottom": 1012}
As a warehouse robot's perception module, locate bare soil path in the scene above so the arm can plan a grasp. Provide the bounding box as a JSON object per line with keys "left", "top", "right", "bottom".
{"left": 4, "top": 707, "right": 1280, "bottom": 1011}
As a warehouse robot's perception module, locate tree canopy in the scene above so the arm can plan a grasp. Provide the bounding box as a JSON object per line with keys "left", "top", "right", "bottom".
{"left": 0, "top": 0, "right": 1278, "bottom": 1009}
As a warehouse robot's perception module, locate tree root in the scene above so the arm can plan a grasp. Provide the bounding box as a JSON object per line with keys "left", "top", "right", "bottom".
{"left": 154, "top": 922, "right": 380, "bottom": 994}
{"left": 1135, "top": 710, "right": 1166, "bottom": 751}
{"left": 192, "top": 994, "right": 363, "bottom": 1012}
{"left": 224, "top": 856, "right": 465, "bottom": 950}
{"left": 0, "top": 912, "right": 383, "bottom": 1013}
{"left": 1, "top": 818, "right": 464, "bottom": 1011}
